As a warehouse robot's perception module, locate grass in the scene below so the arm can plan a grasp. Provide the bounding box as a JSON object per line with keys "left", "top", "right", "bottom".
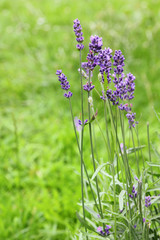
{"left": 0, "top": 0, "right": 160, "bottom": 239}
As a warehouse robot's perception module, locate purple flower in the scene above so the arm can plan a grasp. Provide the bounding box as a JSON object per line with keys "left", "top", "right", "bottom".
{"left": 106, "top": 89, "right": 118, "bottom": 105}
{"left": 86, "top": 51, "right": 98, "bottom": 71}
{"left": 143, "top": 218, "right": 146, "bottom": 223}
{"left": 132, "top": 185, "right": 135, "bottom": 193}
{"left": 74, "top": 117, "right": 82, "bottom": 132}
{"left": 74, "top": 117, "right": 88, "bottom": 131}
{"left": 129, "top": 194, "right": 133, "bottom": 199}
{"left": 56, "top": 70, "right": 72, "bottom": 98}
{"left": 126, "top": 112, "right": 138, "bottom": 128}
{"left": 83, "top": 81, "right": 95, "bottom": 92}
{"left": 97, "top": 226, "right": 102, "bottom": 232}
{"left": 64, "top": 91, "right": 73, "bottom": 98}
{"left": 89, "top": 35, "right": 103, "bottom": 53}
{"left": 97, "top": 225, "right": 111, "bottom": 236}
{"left": 73, "top": 19, "right": 84, "bottom": 50}
{"left": 113, "top": 50, "right": 125, "bottom": 75}
{"left": 98, "top": 48, "right": 112, "bottom": 83}
{"left": 120, "top": 143, "right": 124, "bottom": 153}
{"left": 100, "top": 90, "right": 107, "bottom": 101}
{"left": 56, "top": 70, "right": 62, "bottom": 75}
{"left": 134, "top": 225, "right": 137, "bottom": 229}
{"left": 145, "top": 196, "right": 151, "bottom": 207}
{"left": 129, "top": 185, "right": 137, "bottom": 198}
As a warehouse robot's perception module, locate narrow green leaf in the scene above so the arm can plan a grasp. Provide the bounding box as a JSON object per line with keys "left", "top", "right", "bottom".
{"left": 91, "top": 163, "right": 111, "bottom": 181}
{"left": 76, "top": 212, "right": 96, "bottom": 233}
{"left": 147, "top": 171, "right": 160, "bottom": 177}
{"left": 151, "top": 144, "right": 160, "bottom": 159}
{"left": 84, "top": 206, "right": 99, "bottom": 218}
{"left": 146, "top": 186, "right": 160, "bottom": 192}
{"left": 149, "top": 215, "right": 160, "bottom": 221}
{"left": 119, "top": 190, "right": 126, "bottom": 211}
{"left": 146, "top": 162, "right": 160, "bottom": 167}
{"left": 126, "top": 145, "right": 145, "bottom": 154}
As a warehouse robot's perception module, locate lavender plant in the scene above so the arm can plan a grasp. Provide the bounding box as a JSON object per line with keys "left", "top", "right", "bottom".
{"left": 56, "top": 19, "right": 160, "bottom": 240}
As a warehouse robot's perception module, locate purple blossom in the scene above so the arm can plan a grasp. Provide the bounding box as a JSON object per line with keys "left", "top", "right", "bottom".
{"left": 89, "top": 35, "right": 103, "bottom": 53}
{"left": 97, "top": 225, "right": 111, "bottom": 236}
{"left": 129, "top": 194, "right": 133, "bottom": 199}
{"left": 120, "top": 143, "right": 124, "bottom": 153}
{"left": 113, "top": 50, "right": 125, "bottom": 75}
{"left": 100, "top": 90, "right": 107, "bottom": 101}
{"left": 98, "top": 47, "right": 112, "bottom": 83}
{"left": 145, "top": 196, "right": 151, "bottom": 207}
{"left": 106, "top": 89, "right": 118, "bottom": 105}
{"left": 73, "top": 19, "right": 84, "bottom": 50}
{"left": 132, "top": 185, "right": 135, "bottom": 193}
{"left": 56, "top": 70, "right": 62, "bottom": 75}
{"left": 105, "top": 225, "right": 111, "bottom": 235}
{"left": 64, "top": 91, "right": 73, "bottom": 98}
{"left": 83, "top": 81, "right": 95, "bottom": 92}
{"left": 126, "top": 112, "right": 138, "bottom": 128}
{"left": 56, "top": 70, "right": 72, "bottom": 98}
{"left": 129, "top": 185, "right": 137, "bottom": 198}
{"left": 97, "top": 226, "right": 102, "bottom": 232}
{"left": 86, "top": 51, "right": 98, "bottom": 71}
{"left": 74, "top": 117, "right": 88, "bottom": 132}
{"left": 135, "top": 176, "right": 139, "bottom": 181}
{"left": 143, "top": 218, "right": 146, "bottom": 223}
{"left": 134, "top": 225, "right": 137, "bottom": 229}
{"left": 125, "top": 73, "right": 136, "bottom": 100}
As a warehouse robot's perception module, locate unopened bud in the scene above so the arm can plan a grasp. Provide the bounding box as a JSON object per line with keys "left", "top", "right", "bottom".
{"left": 88, "top": 96, "right": 93, "bottom": 107}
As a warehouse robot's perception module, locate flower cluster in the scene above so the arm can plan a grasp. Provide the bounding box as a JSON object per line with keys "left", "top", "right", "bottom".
{"left": 89, "top": 35, "right": 103, "bottom": 53}
{"left": 113, "top": 50, "right": 125, "bottom": 74}
{"left": 98, "top": 48, "right": 112, "bottom": 83}
{"left": 126, "top": 112, "right": 138, "bottom": 128}
{"left": 129, "top": 185, "right": 137, "bottom": 199}
{"left": 81, "top": 35, "right": 103, "bottom": 74}
{"left": 73, "top": 19, "right": 84, "bottom": 50}
{"left": 86, "top": 50, "right": 98, "bottom": 71}
{"left": 83, "top": 81, "right": 95, "bottom": 92}
{"left": 56, "top": 70, "right": 72, "bottom": 98}
{"left": 97, "top": 225, "right": 111, "bottom": 236}
{"left": 145, "top": 196, "right": 151, "bottom": 207}
{"left": 73, "top": 21, "right": 138, "bottom": 127}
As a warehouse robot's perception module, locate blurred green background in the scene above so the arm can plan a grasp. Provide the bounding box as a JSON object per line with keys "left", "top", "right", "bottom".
{"left": 0, "top": 0, "right": 160, "bottom": 239}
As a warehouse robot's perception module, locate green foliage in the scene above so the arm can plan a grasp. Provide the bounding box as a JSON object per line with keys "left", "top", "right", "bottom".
{"left": 0, "top": 0, "right": 160, "bottom": 239}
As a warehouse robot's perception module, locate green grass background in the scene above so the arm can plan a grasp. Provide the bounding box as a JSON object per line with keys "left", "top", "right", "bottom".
{"left": 0, "top": 0, "right": 160, "bottom": 239}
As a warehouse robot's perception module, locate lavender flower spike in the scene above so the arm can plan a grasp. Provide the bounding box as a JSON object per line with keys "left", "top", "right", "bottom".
{"left": 56, "top": 70, "right": 72, "bottom": 98}
{"left": 73, "top": 19, "right": 84, "bottom": 50}
{"left": 89, "top": 35, "right": 103, "bottom": 53}
{"left": 83, "top": 81, "right": 95, "bottom": 92}
{"left": 145, "top": 196, "right": 151, "bottom": 207}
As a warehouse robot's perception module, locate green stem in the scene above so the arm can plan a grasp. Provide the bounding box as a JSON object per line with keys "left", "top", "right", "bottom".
{"left": 104, "top": 101, "right": 112, "bottom": 161}
{"left": 69, "top": 99, "right": 100, "bottom": 213}
{"left": 131, "top": 128, "right": 140, "bottom": 177}
{"left": 88, "top": 71, "right": 104, "bottom": 225}
{"left": 147, "top": 123, "right": 154, "bottom": 182}
{"left": 119, "top": 110, "right": 132, "bottom": 185}
{"left": 79, "top": 50, "right": 87, "bottom": 238}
